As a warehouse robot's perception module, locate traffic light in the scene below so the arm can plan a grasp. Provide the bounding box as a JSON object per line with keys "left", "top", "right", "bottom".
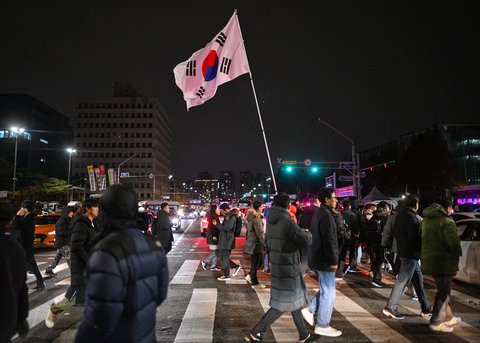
{"left": 262, "top": 193, "right": 267, "bottom": 198}
{"left": 310, "top": 166, "right": 319, "bottom": 174}
{"left": 285, "top": 165, "right": 294, "bottom": 173}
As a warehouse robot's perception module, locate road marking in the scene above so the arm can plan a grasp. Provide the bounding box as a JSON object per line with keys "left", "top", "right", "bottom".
{"left": 450, "top": 289, "right": 480, "bottom": 310}
{"left": 174, "top": 288, "right": 217, "bottom": 343}
{"left": 171, "top": 220, "right": 196, "bottom": 252}
{"left": 254, "top": 286, "right": 298, "bottom": 342}
{"left": 170, "top": 260, "right": 200, "bottom": 284}
{"left": 27, "top": 263, "right": 70, "bottom": 285}
{"left": 372, "top": 287, "right": 480, "bottom": 343}
{"left": 335, "top": 291, "right": 413, "bottom": 343}
{"left": 55, "top": 277, "right": 71, "bottom": 286}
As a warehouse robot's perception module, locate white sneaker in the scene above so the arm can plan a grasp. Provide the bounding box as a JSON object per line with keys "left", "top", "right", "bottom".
{"left": 232, "top": 266, "right": 241, "bottom": 277}
{"left": 314, "top": 325, "right": 342, "bottom": 337}
{"left": 444, "top": 317, "right": 461, "bottom": 326}
{"left": 301, "top": 307, "right": 314, "bottom": 326}
{"left": 217, "top": 276, "right": 231, "bottom": 281}
{"left": 429, "top": 322, "right": 454, "bottom": 332}
{"left": 245, "top": 274, "right": 252, "bottom": 283}
{"left": 45, "top": 306, "right": 56, "bottom": 328}
{"left": 251, "top": 283, "right": 266, "bottom": 289}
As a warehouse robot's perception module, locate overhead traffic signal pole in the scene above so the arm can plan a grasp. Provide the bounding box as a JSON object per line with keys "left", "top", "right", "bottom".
{"left": 318, "top": 118, "right": 359, "bottom": 200}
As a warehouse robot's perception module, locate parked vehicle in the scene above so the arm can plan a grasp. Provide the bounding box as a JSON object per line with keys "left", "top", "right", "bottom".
{"left": 455, "top": 219, "right": 480, "bottom": 286}
{"left": 34, "top": 213, "right": 60, "bottom": 248}
{"left": 451, "top": 212, "right": 480, "bottom": 222}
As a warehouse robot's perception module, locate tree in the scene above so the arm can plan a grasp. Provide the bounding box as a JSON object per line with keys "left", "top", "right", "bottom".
{"left": 397, "top": 125, "right": 461, "bottom": 203}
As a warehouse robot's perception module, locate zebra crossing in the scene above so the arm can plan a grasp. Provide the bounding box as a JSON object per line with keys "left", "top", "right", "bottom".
{"left": 17, "top": 231, "right": 480, "bottom": 343}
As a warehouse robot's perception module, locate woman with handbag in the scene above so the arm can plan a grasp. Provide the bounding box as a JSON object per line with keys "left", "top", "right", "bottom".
{"left": 245, "top": 201, "right": 265, "bottom": 289}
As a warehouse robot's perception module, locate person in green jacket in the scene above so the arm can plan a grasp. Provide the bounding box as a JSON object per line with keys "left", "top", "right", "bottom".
{"left": 421, "top": 198, "right": 462, "bottom": 333}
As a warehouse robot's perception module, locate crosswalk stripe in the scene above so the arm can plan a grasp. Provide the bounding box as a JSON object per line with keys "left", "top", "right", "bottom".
{"left": 55, "top": 277, "right": 71, "bottom": 286}
{"left": 174, "top": 288, "right": 217, "bottom": 343}
{"left": 254, "top": 287, "right": 298, "bottom": 342}
{"left": 371, "top": 287, "right": 480, "bottom": 342}
{"left": 335, "top": 291, "right": 413, "bottom": 342}
{"left": 27, "top": 262, "right": 69, "bottom": 285}
{"left": 170, "top": 260, "right": 200, "bottom": 284}
{"left": 29, "top": 293, "right": 66, "bottom": 329}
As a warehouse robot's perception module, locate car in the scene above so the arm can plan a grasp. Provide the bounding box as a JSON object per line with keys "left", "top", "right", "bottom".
{"left": 451, "top": 212, "right": 480, "bottom": 222}
{"left": 34, "top": 213, "right": 60, "bottom": 248}
{"left": 178, "top": 208, "right": 196, "bottom": 219}
{"left": 454, "top": 218, "right": 480, "bottom": 286}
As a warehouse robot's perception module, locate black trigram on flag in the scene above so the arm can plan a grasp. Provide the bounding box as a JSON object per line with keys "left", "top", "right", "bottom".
{"left": 220, "top": 57, "right": 232, "bottom": 75}
{"left": 196, "top": 86, "right": 206, "bottom": 98}
{"left": 215, "top": 32, "right": 227, "bottom": 46}
{"left": 186, "top": 60, "right": 196, "bottom": 76}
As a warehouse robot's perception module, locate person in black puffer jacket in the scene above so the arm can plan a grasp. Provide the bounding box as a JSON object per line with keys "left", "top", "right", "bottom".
{"left": 45, "top": 206, "right": 75, "bottom": 275}
{"left": 75, "top": 185, "right": 168, "bottom": 343}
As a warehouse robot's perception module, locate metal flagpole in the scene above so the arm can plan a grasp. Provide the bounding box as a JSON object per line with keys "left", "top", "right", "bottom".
{"left": 234, "top": 10, "right": 278, "bottom": 194}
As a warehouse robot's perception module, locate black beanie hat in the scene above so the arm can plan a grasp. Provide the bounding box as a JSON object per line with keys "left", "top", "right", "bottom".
{"left": 100, "top": 185, "right": 137, "bottom": 220}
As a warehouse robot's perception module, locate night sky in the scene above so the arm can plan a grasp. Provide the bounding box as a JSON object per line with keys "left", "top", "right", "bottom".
{"left": 1, "top": 1, "right": 478, "bottom": 183}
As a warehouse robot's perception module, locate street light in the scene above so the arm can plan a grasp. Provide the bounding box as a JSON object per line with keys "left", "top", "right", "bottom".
{"left": 11, "top": 126, "right": 25, "bottom": 193}
{"left": 318, "top": 117, "right": 359, "bottom": 200}
{"left": 66, "top": 148, "right": 76, "bottom": 184}
{"left": 117, "top": 153, "right": 138, "bottom": 185}
{"left": 66, "top": 148, "right": 76, "bottom": 201}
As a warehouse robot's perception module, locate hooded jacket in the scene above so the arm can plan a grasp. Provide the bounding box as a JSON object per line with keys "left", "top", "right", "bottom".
{"left": 266, "top": 205, "right": 311, "bottom": 312}
{"left": 246, "top": 209, "right": 265, "bottom": 254}
{"left": 11, "top": 212, "right": 36, "bottom": 254}
{"left": 75, "top": 228, "right": 168, "bottom": 343}
{"left": 54, "top": 207, "right": 72, "bottom": 248}
{"left": 421, "top": 203, "right": 461, "bottom": 276}
{"left": 69, "top": 214, "right": 97, "bottom": 301}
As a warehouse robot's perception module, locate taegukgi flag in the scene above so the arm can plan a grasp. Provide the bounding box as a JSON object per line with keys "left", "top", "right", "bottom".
{"left": 173, "top": 12, "right": 250, "bottom": 109}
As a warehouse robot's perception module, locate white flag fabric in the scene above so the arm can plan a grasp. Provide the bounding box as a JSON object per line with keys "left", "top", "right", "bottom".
{"left": 173, "top": 12, "right": 250, "bottom": 109}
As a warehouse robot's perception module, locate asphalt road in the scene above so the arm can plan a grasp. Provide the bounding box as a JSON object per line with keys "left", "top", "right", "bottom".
{"left": 13, "top": 219, "right": 480, "bottom": 342}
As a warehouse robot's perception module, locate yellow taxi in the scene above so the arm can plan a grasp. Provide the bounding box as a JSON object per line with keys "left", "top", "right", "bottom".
{"left": 34, "top": 213, "right": 60, "bottom": 248}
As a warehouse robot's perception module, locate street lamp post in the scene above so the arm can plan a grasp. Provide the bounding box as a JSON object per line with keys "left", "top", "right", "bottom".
{"left": 318, "top": 118, "right": 359, "bottom": 200}
{"left": 117, "top": 153, "right": 138, "bottom": 185}
{"left": 67, "top": 148, "right": 76, "bottom": 201}
{"left": 11, "top": 126, "right": 25, "bottom": 193}
{"left": 66, "top": 148, "right": 76, "bottom": 185}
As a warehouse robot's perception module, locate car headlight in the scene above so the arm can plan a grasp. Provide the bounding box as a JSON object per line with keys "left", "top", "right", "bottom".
{"left": 48, "top": 231, "right": 56, "bottom": 235}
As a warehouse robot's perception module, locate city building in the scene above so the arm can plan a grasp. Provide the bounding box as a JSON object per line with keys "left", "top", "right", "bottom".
{"left": 0, "top": 94, "right": 73, "bottom": 183}
{"left": 219, "top": 170, "right": 235, "bottom": 198}
{"left": 240, "top": 171, "right": 254, "bottom": 196}
{"left": 71, "top": 83, "right": 172, "bottom": 200}
{"left": 359, "top": 123, "right": 480, "bottom": 187}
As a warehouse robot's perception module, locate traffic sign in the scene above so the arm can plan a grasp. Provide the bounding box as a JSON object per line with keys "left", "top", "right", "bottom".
{"left": 304, "top": 159, "right": 312, "bottom": 166}
{"left": 149, "top": 173, "right": 154, "bottom": 179}
{"left": 339, "top": 161, "right": 355, "bottom": 169}
{"left": 339, "top": 175, "right": 354, "bottom": 182}
{"left": 120, "top": 172, "right": 130, "bottom": 178}
{"left": 282, "top": 160, "right": 297, "bottom": 165}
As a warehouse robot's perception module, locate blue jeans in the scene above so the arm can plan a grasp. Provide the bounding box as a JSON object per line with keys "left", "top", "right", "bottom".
{"left": 386, "top": 257, "right": 431, "bottom": 312}
{"left": 309, "top": 270, "right": 336, "bottom": 327}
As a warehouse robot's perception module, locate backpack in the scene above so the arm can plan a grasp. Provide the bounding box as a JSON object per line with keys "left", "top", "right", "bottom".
{"left": 234, "top": 217, "right": 243, "bottom": 237}
{"left": 365, "top": 218, "right": 384, "bottom": 234}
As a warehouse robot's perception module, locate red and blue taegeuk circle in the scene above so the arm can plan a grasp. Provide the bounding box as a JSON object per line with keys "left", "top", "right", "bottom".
{"left": 202, "top": 50, "right": 218, "bottom": 81}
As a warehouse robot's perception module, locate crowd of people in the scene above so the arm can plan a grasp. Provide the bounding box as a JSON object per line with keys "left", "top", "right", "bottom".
{"left": 0, "top": 185, "right": 463, "bottom": 342}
